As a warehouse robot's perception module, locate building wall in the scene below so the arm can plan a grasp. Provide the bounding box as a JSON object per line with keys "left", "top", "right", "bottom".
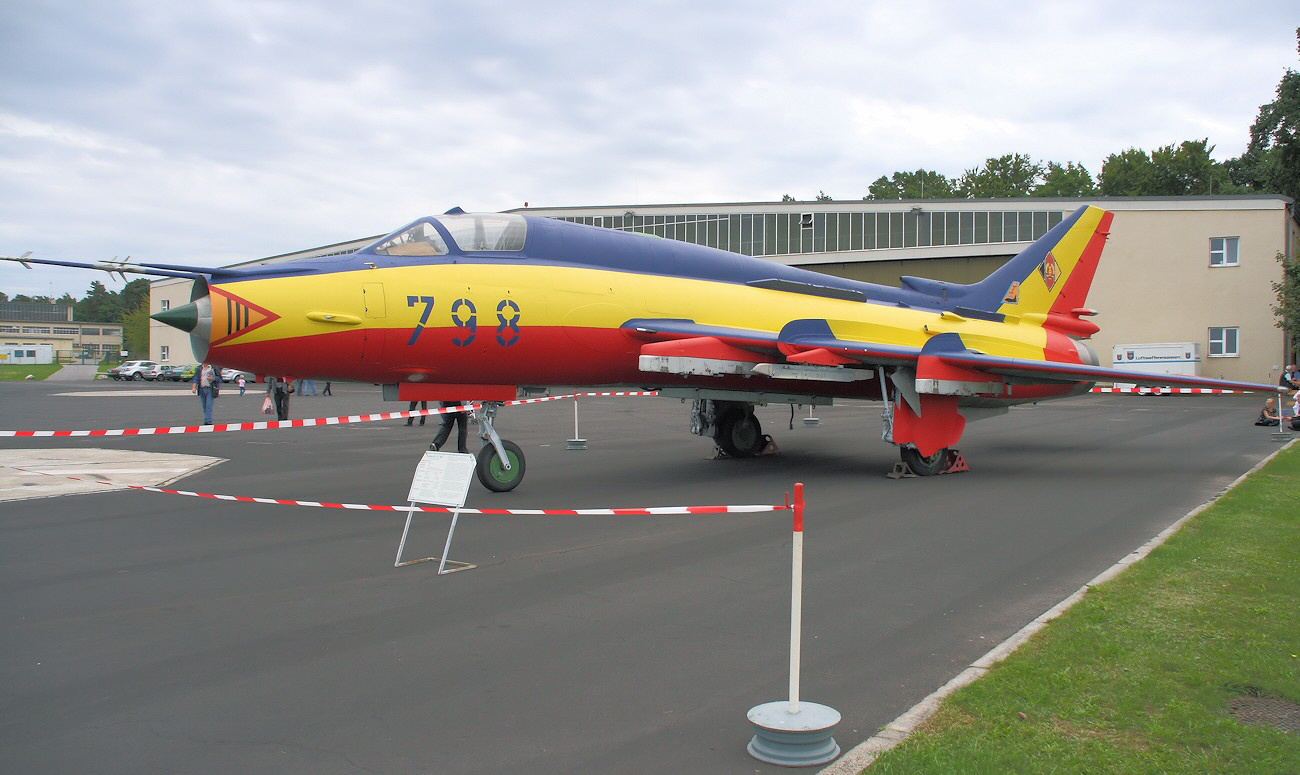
{"left": 0, "top": 304, "right": 124, "bottom": 363}
{"left": 1089, "top": 206, "right": 1291, "bottom": 383}
{"left": 150, "top": 277, "right": 197, "bottom": 365}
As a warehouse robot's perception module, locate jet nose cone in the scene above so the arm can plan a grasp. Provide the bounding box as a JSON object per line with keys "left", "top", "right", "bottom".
{"left": 151, "top": 302, "right": 199, "bottom": 332}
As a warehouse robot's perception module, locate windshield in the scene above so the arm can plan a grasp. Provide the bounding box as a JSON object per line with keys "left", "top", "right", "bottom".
{"left": 434, "top": 213, "right": 527, "bottom": 252}
{"left": 370, "top": 221, "right": 449, "bottom": 256}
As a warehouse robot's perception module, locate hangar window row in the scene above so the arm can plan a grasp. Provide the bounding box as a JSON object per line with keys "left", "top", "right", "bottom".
{"left": 556, "top": 209, "right": 1065, "bottom": 257}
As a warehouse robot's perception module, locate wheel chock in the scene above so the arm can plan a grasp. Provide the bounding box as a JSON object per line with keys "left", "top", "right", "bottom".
{"left": 942, "top": 451, "right": 970, "bottom": 473}
{"left": 759, "top": 434, "right": 780, "bottom": 456}
{"left": 886, "top": 462, "right": 917, "bottom": 479}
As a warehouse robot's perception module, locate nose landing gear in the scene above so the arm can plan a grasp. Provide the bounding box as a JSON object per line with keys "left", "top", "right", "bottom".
{"left": 472, "top": 402, "right": 526, "bottom": 492}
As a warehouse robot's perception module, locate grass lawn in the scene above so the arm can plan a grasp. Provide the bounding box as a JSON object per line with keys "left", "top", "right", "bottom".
{"left": 868, "top": 442, "right": 1300, "bottom": 774}
{"left": 0, "top": 363, "right": 64, "bottom": 380}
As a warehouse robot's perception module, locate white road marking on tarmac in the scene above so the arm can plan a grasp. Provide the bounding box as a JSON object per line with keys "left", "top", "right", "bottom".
{"left": 0, "top": 449, "right": 225, "bottom": 502}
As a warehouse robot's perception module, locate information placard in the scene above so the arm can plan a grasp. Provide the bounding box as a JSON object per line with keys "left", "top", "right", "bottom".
{"left": 407, "top": 451, "right": 476, "bottom": 506}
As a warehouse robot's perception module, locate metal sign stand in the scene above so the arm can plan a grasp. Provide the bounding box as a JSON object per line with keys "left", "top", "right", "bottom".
{"left": 395, "top": 451, "right": 478, "bottom": 574}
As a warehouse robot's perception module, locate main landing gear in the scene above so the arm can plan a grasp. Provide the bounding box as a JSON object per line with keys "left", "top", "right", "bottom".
{"left": 470, "top": 402, "right": 526, "bottom": 492}
{"left": 690, "top": 399, "right": 770, "bottom": 458}
{"left": 715, "top": 405, "right": 766, "bottom": 458}
{"left": 894, "top": 446, "right": 968, "bottom": 477}
{"left": 899, "top": 446, "right": 950, "bottom": 476}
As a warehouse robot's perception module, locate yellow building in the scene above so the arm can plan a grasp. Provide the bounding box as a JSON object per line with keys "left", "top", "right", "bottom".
{"left": 0, "top": 302, "right": 124, "bottom": 364}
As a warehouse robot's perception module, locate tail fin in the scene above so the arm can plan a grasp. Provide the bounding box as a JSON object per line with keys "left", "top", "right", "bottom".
{"left": 904, "top": 206, "right": 1113, "bottom": 334}
{"left": 983, "top": 205, "right": 1113, "bottom": 327}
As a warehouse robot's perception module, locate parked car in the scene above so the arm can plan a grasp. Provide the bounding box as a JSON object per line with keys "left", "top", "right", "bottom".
{"left": 178, "top": 364, "right": 198, "bottom": 381}
{"left": 155, "top": 364, "right": 186, "bottom": 381}
{"left": 107, "top": 360, "right": 159, "bottom": 381}
{"left": 220, "top": 368, "right": 256, "bottom": 383}
{"left": 144, "top": 363, "right": 169, "bottom": 381}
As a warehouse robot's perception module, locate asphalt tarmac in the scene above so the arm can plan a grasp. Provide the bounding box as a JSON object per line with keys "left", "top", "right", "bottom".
{"left": 0, "top": 379, "right": 1285, "bottom": 773}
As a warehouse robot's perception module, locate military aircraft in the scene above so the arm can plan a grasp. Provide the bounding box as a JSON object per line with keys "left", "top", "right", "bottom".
{"left": 4, "top": 205, "right": 1279, "bottom": 490}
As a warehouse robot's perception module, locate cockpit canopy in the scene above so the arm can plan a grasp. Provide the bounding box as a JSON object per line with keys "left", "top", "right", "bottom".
{"left": 368, "top": 213, "right": 527, "bottom": 256}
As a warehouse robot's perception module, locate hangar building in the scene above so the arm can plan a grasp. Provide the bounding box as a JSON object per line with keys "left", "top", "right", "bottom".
{"left": 149, "top": 195, "right": 1298, "bottom": 386}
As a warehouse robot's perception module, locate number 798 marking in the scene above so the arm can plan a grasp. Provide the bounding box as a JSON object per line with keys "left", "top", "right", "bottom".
{"left": 406, "top": 295, "right": 434, "bottom": 345}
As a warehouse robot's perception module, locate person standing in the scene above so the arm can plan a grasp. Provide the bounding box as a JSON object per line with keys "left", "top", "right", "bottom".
{"left": 266, "top": 375, "right": 293, "bottom": 421}
{"left": 190, "top": 362, "right": 222, "bottom": 425}
{"left": 405, "top": 400, "right": 427, "bottom": 427}
{"left": 237, "top": 375, "right": 246, "bottom": 396}
{"left": 322, "top": 381, "right": 332, "bottom": 396}
{"left": 431, "top": 400, "right": 470, "bottom": 453}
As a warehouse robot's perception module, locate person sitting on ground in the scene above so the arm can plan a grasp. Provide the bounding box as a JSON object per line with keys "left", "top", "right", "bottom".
{"left": 1282, "top": 364, "right": 1300, "bottom": 390}
{"left": 1255, "top": 397, "right": 1281, "bottom": 426}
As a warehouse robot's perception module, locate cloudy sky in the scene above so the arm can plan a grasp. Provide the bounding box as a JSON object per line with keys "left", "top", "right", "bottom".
{"left": 1, "top": 0, "right": 1296, "bottom": 299}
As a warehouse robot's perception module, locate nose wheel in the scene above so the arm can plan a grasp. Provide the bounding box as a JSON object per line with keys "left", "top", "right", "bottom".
{"left": 476, "top": 440, "right": 526, "bottom": 492}
{"left": 473, "top": 402, "right": 526, "bottom": 492}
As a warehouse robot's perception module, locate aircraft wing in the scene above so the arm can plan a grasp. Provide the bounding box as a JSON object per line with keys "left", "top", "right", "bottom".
{"left": 624, "top": 318, "right": 1280, "bottom": 394}
{"left": 934, "top": 350, "right": 1281, "bottom": 393}
{"left": 0, "top": 254, "right": 310, "bottom": 281}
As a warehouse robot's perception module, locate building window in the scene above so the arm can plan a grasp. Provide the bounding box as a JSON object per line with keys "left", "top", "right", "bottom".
{"left": 160, "top": 345, "right": 169, "bottom": 361}
{"left": 161, "top": 299, "right": 171, "bottom": 311}
{"left": 1209, "top": 237, "right": 1239, "bottom": 267}
{"left": 1208, "top": 327, "right": 1238, "bottom": 357}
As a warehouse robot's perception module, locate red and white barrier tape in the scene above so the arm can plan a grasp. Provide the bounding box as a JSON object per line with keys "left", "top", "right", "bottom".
{"left": 0, "top": 391, "right": 659, "bottom": 438}
{"left": 5, "top": 464, "right": 783, "bottom": 515}
{"left": 1089, "top": 387, "right": 1246, "bottom": 394}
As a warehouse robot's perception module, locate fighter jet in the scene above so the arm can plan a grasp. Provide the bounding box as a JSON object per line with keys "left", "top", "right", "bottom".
{"left": 4, "top": 205, "right": 1277, "bottom": 490}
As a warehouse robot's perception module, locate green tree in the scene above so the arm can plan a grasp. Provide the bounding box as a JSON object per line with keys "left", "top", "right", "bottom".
{"left": 1099, "top": 140, "right": 1238, "bottom": 195}
{"left": 119, "top": 278, "right": 151, "bottom": 315}
{"left": 1273, "top": 250, "right": 1300, "bottom": 360}
{"left": 75, "top": 280, "right": 122, "bottom": 323}
{"left": 957, "top": 154, "right": 1042, "bottom": 198}
{"left": 865, "top": 169, "right": 956, "bottom": 200}
{"left": 781, "top": 194, "right": 796, "bottom": 202}
{"left": 1097, "top": 147, "right": 1156, "bottom": 195}
{"left": 121, "top": 298, "right": 151, "bottom": 357}
{"left": 815, "top": 190, "right": 832, "bottom": 201}
{"left": 1230, "top": 29, "right": 1300, "bottom": 202}
{"left": 1033, "top": 162, "right": 1097, "bottom": 196}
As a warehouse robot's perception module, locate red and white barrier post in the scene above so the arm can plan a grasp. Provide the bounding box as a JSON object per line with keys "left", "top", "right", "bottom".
{"left": 747, "top": 483, "right": 842, "bottom": 767}
{"left": 788, "top": 482, "right": 805, "bottom": 713}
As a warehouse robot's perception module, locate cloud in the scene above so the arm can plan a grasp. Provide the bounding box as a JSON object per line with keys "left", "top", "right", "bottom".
{"left": 1, "top": 0, "right": 1297, "bottom": 299}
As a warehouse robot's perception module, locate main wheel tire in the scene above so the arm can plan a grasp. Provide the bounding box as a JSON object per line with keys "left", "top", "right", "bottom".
{"left": 715, "top": 411, "right": 764, "bottom": 458}
{"left": 476, "top": 439, "right": 526, "bottom": 492}
{"left": 900, "top": 446, "right": 950, "bottom": 476}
